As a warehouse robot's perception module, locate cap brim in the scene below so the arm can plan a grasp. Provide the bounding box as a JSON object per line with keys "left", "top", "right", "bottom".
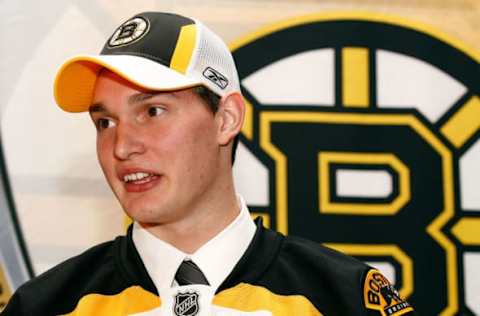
{"left": 54, "top": 54, "right": 201, "bottom": 112}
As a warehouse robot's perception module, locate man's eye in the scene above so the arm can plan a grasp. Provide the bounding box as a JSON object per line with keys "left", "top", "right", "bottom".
{"left": 148, "top": 106, "right": 165, "bottom": 117}
{"left": 96, "top": 118, "right": 115, "bottom": 130}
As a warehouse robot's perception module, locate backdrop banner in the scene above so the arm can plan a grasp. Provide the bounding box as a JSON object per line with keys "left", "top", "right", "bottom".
{"left": 230, "top": 12, "right": 480, "bottom": 315}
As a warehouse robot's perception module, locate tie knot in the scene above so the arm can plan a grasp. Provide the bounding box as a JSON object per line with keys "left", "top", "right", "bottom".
{"left": 174, "top": 260, "right": 210, "bottom": 286}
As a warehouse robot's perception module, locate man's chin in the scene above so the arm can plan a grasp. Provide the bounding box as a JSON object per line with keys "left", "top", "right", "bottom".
{"left": 124, "top": 207, "right": 171, "bottom": 226}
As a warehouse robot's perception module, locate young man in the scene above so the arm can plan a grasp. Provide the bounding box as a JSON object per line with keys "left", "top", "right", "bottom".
{"left": 2, "top": 12, "right": 414, "bottom": 315}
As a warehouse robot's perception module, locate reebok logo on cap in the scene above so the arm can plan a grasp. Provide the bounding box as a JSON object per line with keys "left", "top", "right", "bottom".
{"left": 203, "top": 67, "right": 229, "bottom": 89}
{"left": 108, "top": 17, "right": 150, "bottom": 48}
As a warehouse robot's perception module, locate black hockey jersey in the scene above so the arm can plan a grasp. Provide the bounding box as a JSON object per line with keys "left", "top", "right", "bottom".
{"left": 1, "top": 219, "right": 414, "bottom": 315}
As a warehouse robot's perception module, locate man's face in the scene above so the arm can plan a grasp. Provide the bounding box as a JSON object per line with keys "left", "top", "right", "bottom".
{"left": 90, "top": 70, "right": 222, "bottom": 224}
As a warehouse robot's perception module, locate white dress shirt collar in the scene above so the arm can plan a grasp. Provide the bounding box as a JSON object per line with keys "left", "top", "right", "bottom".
{"left": 132, "top": 196, "right": 256, "bottom": 292}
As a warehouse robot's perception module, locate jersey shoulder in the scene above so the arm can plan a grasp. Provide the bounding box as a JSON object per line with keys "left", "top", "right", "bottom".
{"left": 2, "top": 236, "right": 126, "bottom": 315}
{"left": 266, "top": 231, "right": 414, "bottom": 315}
{"left": 280, "top": 233, "right": 369, "bottom": 280}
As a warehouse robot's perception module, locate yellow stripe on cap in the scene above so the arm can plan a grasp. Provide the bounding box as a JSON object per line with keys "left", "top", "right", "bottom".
{"left": 170, "top": 24, "right": 197, "bottom": 74}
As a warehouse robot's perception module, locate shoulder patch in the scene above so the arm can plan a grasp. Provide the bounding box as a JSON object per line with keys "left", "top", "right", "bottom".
{"left": 363, "top": 269, "right": 414, "bottom": 316}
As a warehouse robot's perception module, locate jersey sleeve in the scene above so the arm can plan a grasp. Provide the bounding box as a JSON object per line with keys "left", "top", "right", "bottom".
{"left": 362, "top": 269, "right": 415, "bottom": 316}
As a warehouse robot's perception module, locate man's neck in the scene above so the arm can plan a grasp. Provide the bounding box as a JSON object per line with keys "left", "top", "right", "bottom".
{"left": 140, "top": 181, "right": 240, "bottom": 253}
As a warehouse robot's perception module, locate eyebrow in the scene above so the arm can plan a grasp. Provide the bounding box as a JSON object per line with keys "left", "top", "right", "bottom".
{"left": 88, "top": 92, "right": 171, "bottom": 114}
{"left": 128, "top": 92, "right": 168, "bottom": 105}
{"left": 89, "top": 103, "right": 105, "bottom": 114}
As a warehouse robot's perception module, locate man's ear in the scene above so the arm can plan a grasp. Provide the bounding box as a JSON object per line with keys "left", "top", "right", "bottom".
{"left": 216, "top": 92, "right": 245, "bottom": 146}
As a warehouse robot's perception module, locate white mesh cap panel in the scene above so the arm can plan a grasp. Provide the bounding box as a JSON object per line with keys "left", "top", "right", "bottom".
{"left": 189, "top": 20, "right": 240, "bottom": 96}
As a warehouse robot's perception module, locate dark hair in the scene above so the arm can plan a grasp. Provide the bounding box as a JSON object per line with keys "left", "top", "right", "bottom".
{"left": 193, "top": 86, "right": 240, "bottom": 165}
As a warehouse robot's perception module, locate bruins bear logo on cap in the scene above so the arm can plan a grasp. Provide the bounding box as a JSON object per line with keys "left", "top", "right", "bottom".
{"left": 108, "top": 16, "right": 150, "bottom": 48}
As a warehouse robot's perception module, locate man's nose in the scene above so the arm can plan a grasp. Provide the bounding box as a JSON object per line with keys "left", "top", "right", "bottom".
{"left": 114, "top": 122, "right": 145, "bottom": 160}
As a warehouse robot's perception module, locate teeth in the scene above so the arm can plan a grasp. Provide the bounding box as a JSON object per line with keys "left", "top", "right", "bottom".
{"left": 138, "top": 172, "right": 149, "bottom": 179}
{"left": 123, "top": 172, "right": 151, "bottom": 182}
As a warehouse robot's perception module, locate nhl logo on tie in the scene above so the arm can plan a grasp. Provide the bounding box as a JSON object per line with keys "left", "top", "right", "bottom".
{"left": 174, "top": 292, "right": 200, "bottom": 316}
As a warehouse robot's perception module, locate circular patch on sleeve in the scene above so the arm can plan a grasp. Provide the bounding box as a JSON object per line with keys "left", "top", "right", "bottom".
{"left": 363, "top": 269, "right": 414, "bottom": 315}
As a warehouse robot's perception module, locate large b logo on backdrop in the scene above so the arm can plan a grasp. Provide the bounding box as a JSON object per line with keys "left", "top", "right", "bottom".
{"left": 231, "top": 13, "right": 480, "bottom": 315}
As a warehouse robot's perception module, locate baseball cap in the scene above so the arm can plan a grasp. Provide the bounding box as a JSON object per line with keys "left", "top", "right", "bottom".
{"left": 54, "top": 12, "right": 240, "bottom": 112}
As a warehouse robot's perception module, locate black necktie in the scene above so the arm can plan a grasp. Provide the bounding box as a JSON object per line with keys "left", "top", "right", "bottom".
{"left": 174, "top": 260, "right": 210, "bottom": 286}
